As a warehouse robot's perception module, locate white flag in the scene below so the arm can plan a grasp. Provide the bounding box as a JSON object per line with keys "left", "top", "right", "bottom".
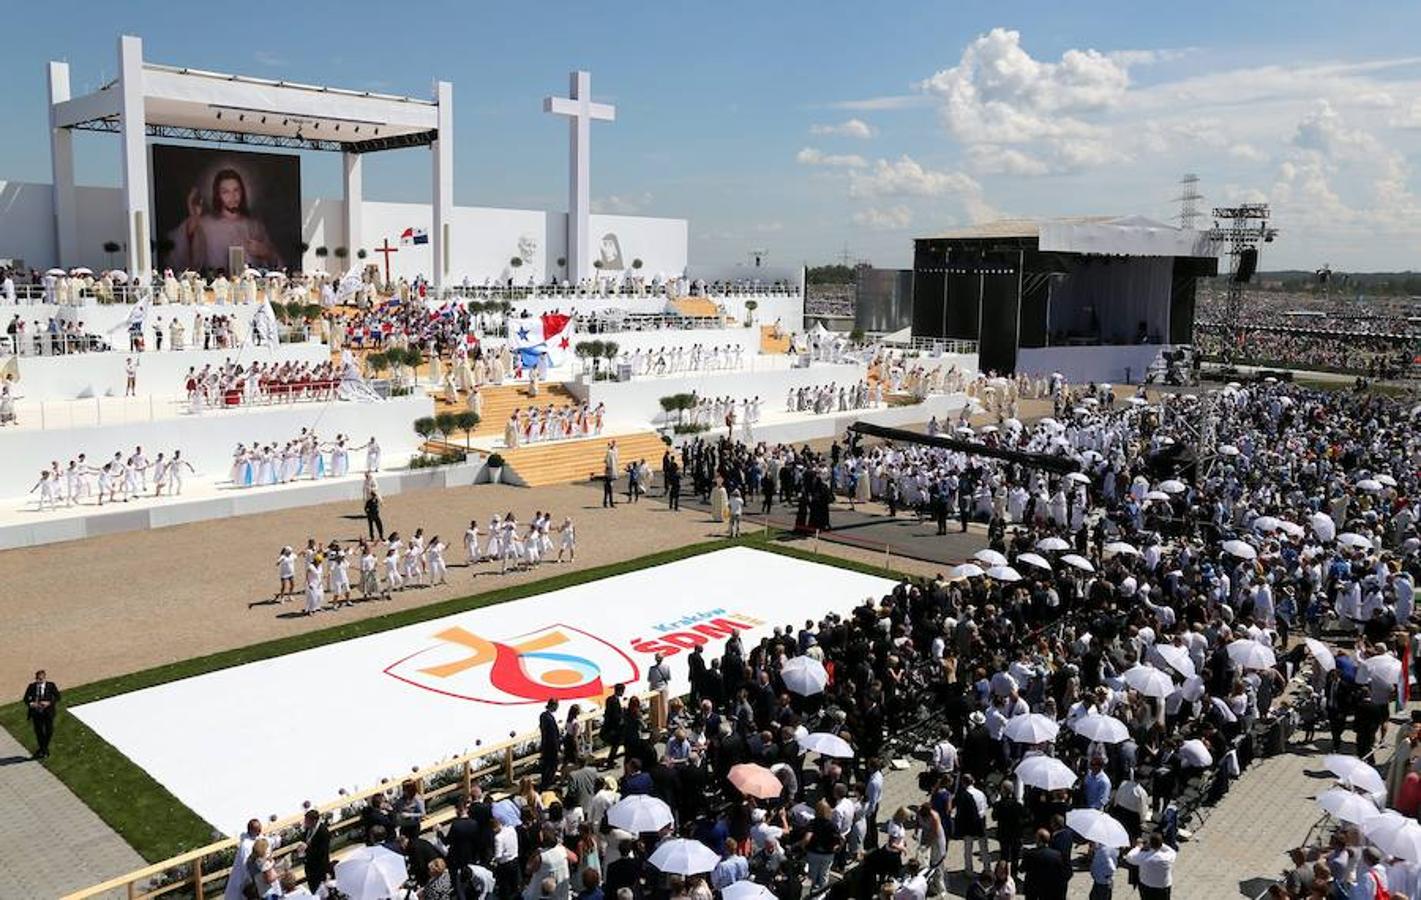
{"left": 107, "top": 289, "right": 149, "bottom": 337}
{"left": 253, "top": 298, "right": 279, "bottom": 345}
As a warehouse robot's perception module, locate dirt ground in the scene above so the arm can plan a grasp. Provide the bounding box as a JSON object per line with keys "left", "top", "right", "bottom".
{"left": 0, "top": 478, "right": 951, "bottom": 690}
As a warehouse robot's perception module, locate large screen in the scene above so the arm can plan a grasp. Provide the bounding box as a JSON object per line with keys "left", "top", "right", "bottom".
{"left": 152, "top": 144, "right": 302, "bottom": 274}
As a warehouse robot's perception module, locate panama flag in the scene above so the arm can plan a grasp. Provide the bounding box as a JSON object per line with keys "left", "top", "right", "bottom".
{"left": 399, "top": 227, "right": 429, "bottom": 246}
{"left": 512, "top": 313, "right": 575, "bottom": 369}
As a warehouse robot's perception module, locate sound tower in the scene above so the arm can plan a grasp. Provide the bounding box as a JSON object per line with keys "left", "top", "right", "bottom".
{"left": 1232, "top": 247, "right": 1258, "bottom": 284}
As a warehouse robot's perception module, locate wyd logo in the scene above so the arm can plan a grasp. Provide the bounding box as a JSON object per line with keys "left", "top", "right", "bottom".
{"left": 384, "top": 623, "right": 640, "bottom": 705}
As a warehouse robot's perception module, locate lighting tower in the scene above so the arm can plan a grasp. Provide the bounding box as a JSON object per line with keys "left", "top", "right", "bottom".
{"left": 1207, "top": 204, "right": 1278, "bottom": 363}
{"left": 1175, "top": 174, "right": 1204, "bottom": 230}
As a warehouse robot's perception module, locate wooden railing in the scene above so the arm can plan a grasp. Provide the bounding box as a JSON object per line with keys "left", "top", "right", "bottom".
{"left": 64, "top": 691, "right": 668, "bottom": 900}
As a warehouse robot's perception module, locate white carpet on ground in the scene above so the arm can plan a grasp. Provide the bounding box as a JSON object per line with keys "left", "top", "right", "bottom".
{"left": 73, "top": 547, "right": 897, "bottom": 832}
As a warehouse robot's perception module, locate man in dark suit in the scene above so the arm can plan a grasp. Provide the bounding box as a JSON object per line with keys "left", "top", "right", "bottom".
{"left": 601, "top": 684, "right": 625, "bottom": 768}
{"left": 1021, "top": 828, "right": 1070, "bottom": 900}
{"left": 442, "top": 796, "right": 481, "bottom": 899}
{"left": 399, "top": 824, "right": 446, "bottom": 887}
{"left": 538, "top": 699, "right": 560, "bottom": 790}
{"left": 299, "top": 809, "right": 331, "bottom": 892}
{"left": 22, "top": 670, "right": 60, "bottom": 759}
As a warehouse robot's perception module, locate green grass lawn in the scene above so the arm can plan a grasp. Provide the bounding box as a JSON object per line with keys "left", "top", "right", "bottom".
{"left": 1, "top": 531, "right": 907, "bottom": 864}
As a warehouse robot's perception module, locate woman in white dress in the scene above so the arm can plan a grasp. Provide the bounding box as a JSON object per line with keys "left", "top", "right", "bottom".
{"left": 303, "top": 558, "right": 324, "bottom": 615}
{"left": 365, "top": 437, "right": 382, "bottom": 473}
{"left": 484, "top": 515, "right": 502, "bottom": 561}
{"left": 505, "top": 412, "right": 521, "bottom": 449}
{"left": 329, "top": 437, "right": 350, "bottom": 478}
{"left": 425, "top": 537, "right": 448, "bottom": 585}
{"left": 329, "top": 548, "right": 352, "bottom": 608}
{"left": 557, "top": 516, "right": 576, "bottom": 562}
{"left": 463, "top": 520, "right": 481, "bottom": 566}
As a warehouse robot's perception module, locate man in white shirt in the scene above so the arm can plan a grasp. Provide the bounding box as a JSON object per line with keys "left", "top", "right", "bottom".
{"left": 891, "top": 860, "right": 928, "bottom": 900}
{"left": 1124, "top": 833, "right": 1177, "bottom": 899}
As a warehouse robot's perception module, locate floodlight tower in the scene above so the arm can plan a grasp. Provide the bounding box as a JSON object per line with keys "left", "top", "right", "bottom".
{"left": 1175, "top": 174, "right": 1204, "bottom": 230}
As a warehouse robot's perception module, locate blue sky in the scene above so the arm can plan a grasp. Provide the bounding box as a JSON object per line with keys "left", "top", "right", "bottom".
{"left": 6, "top": 1, "right": 1421, "bottom": 269}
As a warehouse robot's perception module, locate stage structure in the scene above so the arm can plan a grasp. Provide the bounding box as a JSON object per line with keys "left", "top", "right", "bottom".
{"left": 47, "top": 35, "right": 454, "bottom": 288}
{"left": 1205, "top": 204, "right": 1277, "bottom": 363}
{"left": 909, "top": 216, "right": 1219, "bottom": 381}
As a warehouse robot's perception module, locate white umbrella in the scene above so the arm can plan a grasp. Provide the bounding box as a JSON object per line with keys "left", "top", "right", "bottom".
{"left": 1377, "top": 474, "right": 1399, "bottom": 488}
{"left": 799, "top": 732, "right": 855, "bottom": 758}
{"left": 1304, "top": 638, "right": 1336, "bottom": 672}
{"left": 1177, "top": 674, "right": 1206, "bottom": 703}
{"left": 607, "top": 795, "right": 674, "bottom": 833}
{"left": 1038, "top": 417, "right": 1061, "bottom": 430}
{"left": 1066, "top": 472, "right": 1092, "bottom": 485}
{"left": 1036, "top": 537, "right": 1071, "bottom": 551}
{"left": 950, "top": 562, "right": 986, "bottom": 580}
{"left": 1159, "top": 479, "right": 1187, "bottom": 494}
{"left": 1016, "top": 552, "right": 1053, "bottom": 572}
{"left": 1357, "top": 479, "right": 1384, "bottom": 493}
{"left": 1145, "top": 491, "right": 1172, "bottom": 502}
{"left": 1220, "top": 539, "right": 1257, "bottom": 560}
{"left": 1363, "top": 812, "right": 1421, "bottom": 862}
{"left": 721, "top": 883, "right": 776, "bottom": 900}
{"left": 1004, "top": 713, "right": 1060, "bottom": 744}
{"left": 1252, "top": 515, "right": 1283, "bottom": 533}
{"left": 781, "top": 656, "right": 829, "bottom": 696}
{"left": 988, "top": 565, "right": 1024, "bottom": 582}
{"left": 1060, "top": 554, "right": 1095, "bottom": 573}
{"left": 649, "top": 838, "right": 721, "bottom": 875}
{"left": 1226, "top": 639, "right": 1276, "bottom": 670}
{"left": 1016, "top": 755, "right": 1078, "bottom": 791}
{"left": 1218, "top": 444, "right": 1240, "bottom": 456}
{"left": 107, "top": 269, "right": 130, "bottom": 282}
{"left": 1325, "top": 755, "right": 1386, "bottom": 796}
{"left": 1151, "top": 644, "right": 1196, "bottom": 678}
{"left": 1338, "top": 532, "right": 1374, "bottom": 551}
{"left": 974, "top": 548, "right": 1009, "bottom": 567}
{"left": 1310, "top": 512, "right": 1337, "bottom": 543}
{"left": 1071, "top": 714, "right": 1130, "bottom": 744}
{"left": 1318, "top": 787, "right": 1379, "bottom": 824}
{"left": 335, "top": 845, "right": 410, "bottom": 900}
{"left": 1363, "top": 653, "right": 1403, "bottom": 686}
{"left": 1209, "top": 696, "right": 1238, "bottom": 723}
{"left": 1066, "top": 809, "right": 1131, "bottom": 848}
{"left": 69, "top": 266, "right": 93, "bottom": 275}
{"left": 45, "top": 267, "right": 65, "bottom": 276}
{"left": 1103, "top": 541, "right": 1140, "bottom": 558}
{"left": 1122, "top": 664, "right": 1174, "bottom": 698}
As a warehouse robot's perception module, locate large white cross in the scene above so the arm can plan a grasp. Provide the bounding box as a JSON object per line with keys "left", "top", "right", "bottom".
{"left": 544, "top": 70, "right": 616, "bottom": 282}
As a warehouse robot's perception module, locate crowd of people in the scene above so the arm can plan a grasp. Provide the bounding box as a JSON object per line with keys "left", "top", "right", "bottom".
{"left": 1195, "top": 325, "right": 1414, "bottom": 378}
{"left": 619, "top": 344, "right": 748, "bottom": 378}
{"left": 230, "top": 432, "right": 378, "bottom": 488}
{"left": 183, "top": 360, "right": 346, "bottom": 411}
{"left": 503, "top": 404, "right": 608, "bottom": 448}
{"left": 266, "top": 510, "right": 577, "bottom": 615}
{"left": 27, "top": 446, "right": 196, "bottom": 510}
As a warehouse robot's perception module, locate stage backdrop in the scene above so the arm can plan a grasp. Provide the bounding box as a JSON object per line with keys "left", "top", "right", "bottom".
{"left": 152, "top": 145, "right": 301, "bottom": 275}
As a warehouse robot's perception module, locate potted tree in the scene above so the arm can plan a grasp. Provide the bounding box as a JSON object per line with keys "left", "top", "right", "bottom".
{"left": 744, "top": 299, "right": 759, "bottom": 328}
{"left": 102, "top": 241, "right": 122, "bottom": 268}
{"left": 435, "top": 411, "right": 459, "bottom": 446}
{"left": 454, "top": 410, "right": 481, "bottom": 449}
{"left": 413, "top": 416, "right": 438, "bottom": 451}
{"left": 584, "top": 339, "right": 606, "bottom": 378}
{"left": 486, "top": 452, "right": 506, "bottom": 484}
{"left": 365, "top": 351, "right": 390, "bottom": 382}
{"left": 601, "top": 341, "right": 620, "bottom": 379}
{"left": 574, "top": 341, "right": 595, "bottom": 378}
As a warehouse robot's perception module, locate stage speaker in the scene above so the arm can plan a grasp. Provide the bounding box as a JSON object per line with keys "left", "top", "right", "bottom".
{"left": 1232, "top": 247, "right": 1258, "bottom": 283}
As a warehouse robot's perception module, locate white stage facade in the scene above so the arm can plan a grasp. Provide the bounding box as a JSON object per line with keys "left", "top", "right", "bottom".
{"left": 73, "top": 547, "right": 897, "bottom": 830}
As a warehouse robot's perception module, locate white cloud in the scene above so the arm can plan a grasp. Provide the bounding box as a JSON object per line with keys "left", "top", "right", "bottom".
{"left": 591, "top": 192, "right": 653, "bottom": 214}
{"left": 1228, "top": 143, "right": 1268, "bottom": 162}
{"left": 853, "top": 206, "right": 914, "bottom": 230}
{"left": 966, "top": 145, "right": 1051, "bottom": 176}
{"left": 796, "top": 147, "right": 868, "bottom": 168}
{"left": 824, "top": 95, "right": 930, "bottom": 111}
{"left": 918, "top": 27, "right": 1134, "bottom": 144}
{"left": 810, "top": 118, "right": 878, "bottom": 139}
{"left": 848, "top": 155, "right": 981, "bottom": 199}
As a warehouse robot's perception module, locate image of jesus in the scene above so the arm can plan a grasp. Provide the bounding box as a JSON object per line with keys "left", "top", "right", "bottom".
{"left": 167, "top": 168, "right": 283, "bottom": 272}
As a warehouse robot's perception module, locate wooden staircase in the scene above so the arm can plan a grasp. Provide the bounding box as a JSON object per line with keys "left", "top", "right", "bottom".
{"left": 760, "top": 325, "right": 792, "bottom": 354}
{"left": 499, "top": 430, "right": 668, "bottom": 487}
{"left": 430, "top": 382, "right": 580, "bottom": 437}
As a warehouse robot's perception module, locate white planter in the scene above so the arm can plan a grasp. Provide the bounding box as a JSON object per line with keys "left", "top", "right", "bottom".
{"left": 488, "top": 465, "right": 504, "bottom": 485}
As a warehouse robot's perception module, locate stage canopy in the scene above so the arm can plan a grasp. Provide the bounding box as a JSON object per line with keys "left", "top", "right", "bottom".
{"left": 931, "top": 215, "right": 1217, "bottom": 260}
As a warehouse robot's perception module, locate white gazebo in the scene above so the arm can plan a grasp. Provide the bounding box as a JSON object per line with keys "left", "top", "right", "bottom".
{"left": 46, "top": 34, "right": 455, "bottom": 288}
